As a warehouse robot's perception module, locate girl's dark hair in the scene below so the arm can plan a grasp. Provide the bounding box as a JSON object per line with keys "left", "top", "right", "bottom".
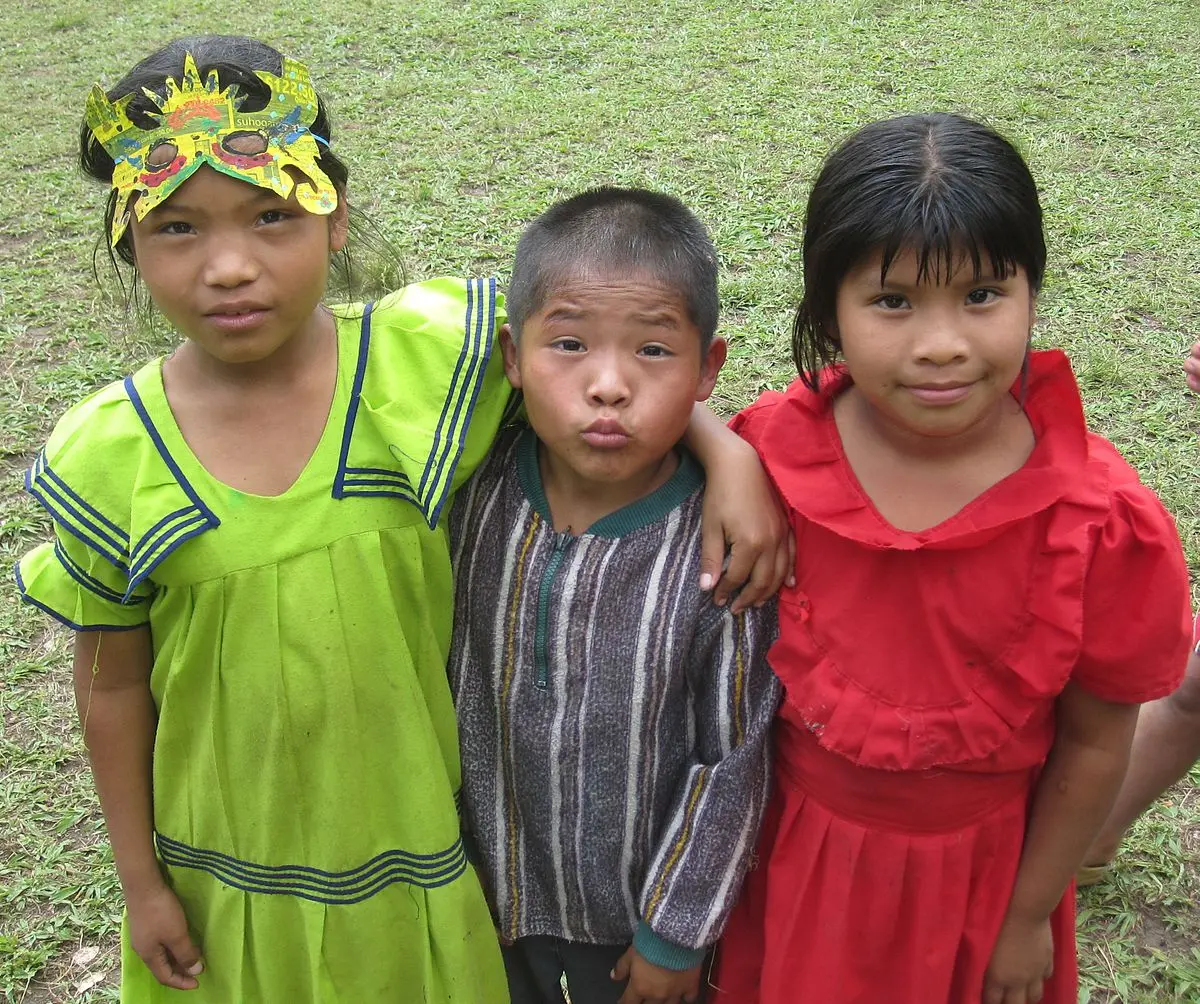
{"left": 79, "top": 35, "right": 401, "bottom": 313}
{"left": 793, "top": 113, "right": 1046, "bottom": 389}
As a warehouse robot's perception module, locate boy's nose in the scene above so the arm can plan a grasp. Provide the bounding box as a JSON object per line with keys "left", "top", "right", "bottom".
{"left": 587, "top": 358, "right": 631, "bottom": 405}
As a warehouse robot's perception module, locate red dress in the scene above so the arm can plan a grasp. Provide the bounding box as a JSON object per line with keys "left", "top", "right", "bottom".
{"left": 713, "top": 351, "right": 1191, "bottom": 1004}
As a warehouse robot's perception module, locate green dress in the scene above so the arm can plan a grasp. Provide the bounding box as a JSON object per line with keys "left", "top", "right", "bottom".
{"left": 16, "top": 278, "right": 513, "bottom": 1002}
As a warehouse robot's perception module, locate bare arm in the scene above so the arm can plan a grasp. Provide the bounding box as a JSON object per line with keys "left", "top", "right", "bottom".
{"left": 684, "top": 402, "right": 794, "bottom": 612}
{"left": 984, "top": 682, "right": 1139, "bottom": 1004}
{"left": 74, "top": 629, "right": 203, "bottom": 990}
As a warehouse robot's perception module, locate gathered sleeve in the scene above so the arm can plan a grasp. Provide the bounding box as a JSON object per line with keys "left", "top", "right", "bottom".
{"left": 17, "top": 529, "right": 152, "bottom": 632}
{"left": 337, "top": 277, "right": 518, "bottom": 529}
{"left": 728, "top": 391, "right": 787, "bottom": 452}
{"left": 634, "top": 600, "right": 781, "bottom": 968}
{"left": 14, "top": 385, "right": 159, "bottom": 632}
{"left": 1072, "top": 480, "right": 1192, "bottom": 703}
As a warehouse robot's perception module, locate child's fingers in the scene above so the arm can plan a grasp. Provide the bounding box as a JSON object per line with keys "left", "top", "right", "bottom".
{"left": 697, "top": 521, "right": 727, "bottom": 599}
{"left": 165, "top": 929, "right": 204, "bottom": 982}
{"left": 143, "top": 942, "right": 201, "bottom": 990}
{"left": 610, "top": 945, "right": 634, "bottom": 982}
{"left": 981, "top": 982, "right": 1006, "bottom": 1004}
{"left": 735, "top": 528, "right": 791, "bottom": 612}
{"left": 726, "top": 548, "right": 770, "bottom": 612}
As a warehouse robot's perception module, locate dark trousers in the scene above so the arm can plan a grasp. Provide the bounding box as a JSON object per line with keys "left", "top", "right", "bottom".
{"left": 503, "top": 937, "right": 710, "bottom": 1004}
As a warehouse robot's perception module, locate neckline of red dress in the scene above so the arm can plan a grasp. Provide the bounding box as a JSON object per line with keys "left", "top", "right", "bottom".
{"left": 762, "top": 349, "right": 1103, "bottom": 548}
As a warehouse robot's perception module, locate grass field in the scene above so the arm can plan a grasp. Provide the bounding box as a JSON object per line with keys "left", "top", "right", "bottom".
{"left": 2, "top": 0, "right": 1199, "bottom": 1000}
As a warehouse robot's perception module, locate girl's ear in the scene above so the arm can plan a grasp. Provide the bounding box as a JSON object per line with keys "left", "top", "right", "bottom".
{"left": 329, "top": 195, "right": 350, "bottom": 252}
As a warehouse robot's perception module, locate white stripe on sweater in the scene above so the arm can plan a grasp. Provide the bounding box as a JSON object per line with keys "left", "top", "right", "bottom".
{"left": 620, "top": 507, "right": 683, "bottom": 922}
{"left": 700, "top": 741, "right": 767, "bottom": 941}
{"left": 550, "top": 537, "right": 589, "bottom": 939}
{"left": 491, "top": 495, "right": 534, "bottom": 920}
{"left": 573, "top": 542, "right": 620, "bottom": 943}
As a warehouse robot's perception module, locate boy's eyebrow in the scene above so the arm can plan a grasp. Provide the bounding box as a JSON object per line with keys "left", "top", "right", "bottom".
{"left": 629, "top": 309, "right": 682, "bottom": 328}
{"left": 541, "top": 305, "right": 683, "bottom": 328}
{"left": 542, "top": 304, "right": 588, "bottom": 322}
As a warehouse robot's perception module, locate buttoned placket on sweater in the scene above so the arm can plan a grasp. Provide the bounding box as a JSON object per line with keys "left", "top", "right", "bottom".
{"left": 449, "top": 427, "right": 780, "bottom": 970}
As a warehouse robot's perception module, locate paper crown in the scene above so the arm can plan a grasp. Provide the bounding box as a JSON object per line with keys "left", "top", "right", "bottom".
{"left": 86, "top": 54, "right": 339, "bottom": 245}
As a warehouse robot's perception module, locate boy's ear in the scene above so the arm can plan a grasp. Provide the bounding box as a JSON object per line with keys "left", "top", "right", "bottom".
{"left": 328, "top": 194, "right": 350, "bottom": 252}
{"left": 500, "top": 323, "right": 522, "bottom": 389}
{"left": 694, "top": 337, "right": 727, "bottom": 402}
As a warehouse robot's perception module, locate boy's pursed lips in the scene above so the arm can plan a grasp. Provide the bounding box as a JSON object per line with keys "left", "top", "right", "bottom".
{"left": 581, "top": 417, "right": 631, "bottom": 449}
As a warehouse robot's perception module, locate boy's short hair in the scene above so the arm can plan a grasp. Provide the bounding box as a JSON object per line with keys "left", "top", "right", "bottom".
{"left": 506, "top": 187, "right": 719, "bottom": 348}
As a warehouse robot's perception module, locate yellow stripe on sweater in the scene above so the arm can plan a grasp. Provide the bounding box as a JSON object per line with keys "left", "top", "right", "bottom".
{"left": 732, "top": 613, "right": 746, "bottom": 747}
{"left": 500, "top": 513, "right": 539, "bottom": 938}
{"left": 644, "top": 766, "right": 711, "bottom": 921}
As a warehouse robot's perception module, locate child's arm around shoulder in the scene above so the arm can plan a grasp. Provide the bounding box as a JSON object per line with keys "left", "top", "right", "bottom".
{"left": 620, "top": 598, "right": 781, "bottom": 1000}
{"left": 685, "top": 401, "right": 794, "bottom": 612}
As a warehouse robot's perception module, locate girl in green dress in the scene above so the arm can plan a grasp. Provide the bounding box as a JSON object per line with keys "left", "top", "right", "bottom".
{"left": 16, "top": 34, "right": 787, "bottom": 1003}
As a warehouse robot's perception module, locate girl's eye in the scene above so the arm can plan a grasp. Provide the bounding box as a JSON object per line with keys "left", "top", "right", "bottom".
{"left": 966, "top": 287, "right": 999, "bottom": 305}
{"left": 259, "top": 209, "right": 289, "bottom": 225}
{"left": 551, "top": 338, "right": 585, "bottom": 353}
{"left": 876, "top": 294, "right": 909, "bottom": 310}
{"left": 157, "top": 221, "right": 195, "bottom": 236}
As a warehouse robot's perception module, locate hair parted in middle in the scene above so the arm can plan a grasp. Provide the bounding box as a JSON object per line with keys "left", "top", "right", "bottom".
{"left": 793, "top": 112, "right": 1047, "bottom": 389}
{"left": 506, "top": 186, "right": 720, "bottom": 348}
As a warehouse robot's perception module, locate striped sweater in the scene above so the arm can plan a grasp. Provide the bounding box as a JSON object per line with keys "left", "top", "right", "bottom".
{"left": 449, "top": 426, "right": 780, "bottom": 969}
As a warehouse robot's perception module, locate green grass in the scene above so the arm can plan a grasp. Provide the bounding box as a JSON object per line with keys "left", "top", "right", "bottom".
{"left": 1, "top": 0, "right": 1198, "bottom": 1000}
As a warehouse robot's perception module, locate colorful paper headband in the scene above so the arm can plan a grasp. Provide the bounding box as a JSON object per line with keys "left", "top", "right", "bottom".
{"left": 86, "top": 54, "right": 339, "bottom": 245}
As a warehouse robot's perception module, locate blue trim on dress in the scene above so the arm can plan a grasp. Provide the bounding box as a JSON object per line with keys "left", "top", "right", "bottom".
{"left": 155, "top": 832, "right": 469, "bottom": 905}
{"left": 333, "top": 281, "right": 498, "bottom": 526}
{"left": 53, "top": 540, "right": 148, "bottom": 606}
{"left": 31, "top": 452, "right": 130, "bottom": 543}
{"left": 345, "top": 466, "right": 415, "bottom": 480}
{"left": 128, "top": 509, "right": 212, "bottom": 584}
{"left": 333, "top": 303, "right": 375, "bottom": 501}
{"left": 122, "top": 377, "right": 220, "bottom": 596}
{"left": 417, "top": 278, "right": 476, "bottom": 501}
{"left": 14, "top": 562, "right": 147, "bottom": 633}
{"left": 417, "top": 276, "right": 496, "bottom": 526}
{"left": 25, "top": 452, "right": 130, "bottom": 569}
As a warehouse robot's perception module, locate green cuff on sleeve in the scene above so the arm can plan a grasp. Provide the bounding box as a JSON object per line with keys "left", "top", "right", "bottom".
{"left": 632, "top": 921, "right": 706, "bottom": 972}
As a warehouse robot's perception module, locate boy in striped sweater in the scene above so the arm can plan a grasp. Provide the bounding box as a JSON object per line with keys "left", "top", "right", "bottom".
{"left": 449, "top": 188, "right": 780, "bottom": 1004}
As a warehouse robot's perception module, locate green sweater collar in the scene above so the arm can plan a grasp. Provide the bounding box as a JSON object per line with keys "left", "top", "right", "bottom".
{"left": 515, "top": 426, "right": 703, "bottom": 538}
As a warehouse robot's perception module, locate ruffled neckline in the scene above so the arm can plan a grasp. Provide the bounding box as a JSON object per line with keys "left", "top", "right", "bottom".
{"left": 759, "top": 350, "right": 1122, "bottom": 770}
{"left": 759, "top": 350, "right": 1099, "bottom": 550}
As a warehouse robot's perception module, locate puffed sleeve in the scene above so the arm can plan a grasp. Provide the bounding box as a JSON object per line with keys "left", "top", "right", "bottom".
{"left": 728, "top": 390, "right": 787, "bottom": 450}
{"left": 336, "top": 276, "right": 518, "bottom": 529}
{"left": 15, "top": 387, "right": 158, "bottom": 631}
{"left": 1071, "top": 481, "right": 1191, "bottom": 703}
{"left": 17, "top": 529, "right": 152, "bottom": 632}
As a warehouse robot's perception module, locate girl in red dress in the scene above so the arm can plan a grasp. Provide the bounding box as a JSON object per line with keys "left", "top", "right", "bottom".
{"left": 713, "top": 113, "right": 1192, "bottom": 1004}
